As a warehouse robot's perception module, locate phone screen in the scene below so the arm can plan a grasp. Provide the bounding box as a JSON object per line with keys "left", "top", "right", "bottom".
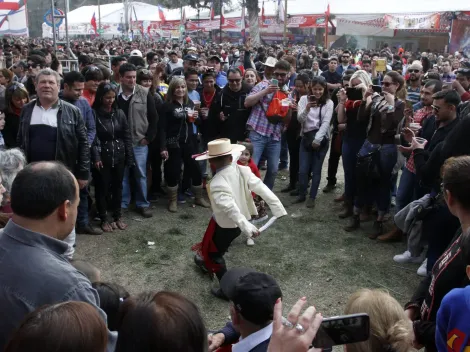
{"left": 312, "top": 314, "right": 370, "bottom": 348}
{"left": 271, "top": 79, "right": 279, "bottom": 86}
{"left": 309, "top": 95, "right": 317, "bottom": 103}
{"left": 346, "top": 88, "right": 363, "bottom": 101}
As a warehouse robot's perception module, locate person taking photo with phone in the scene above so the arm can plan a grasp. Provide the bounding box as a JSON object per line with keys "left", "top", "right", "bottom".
{"left": 345, "top": 71, "right": 405, "bottom": 238}
{"left": 294, "top": 76, "right": 333, "bottom": 208}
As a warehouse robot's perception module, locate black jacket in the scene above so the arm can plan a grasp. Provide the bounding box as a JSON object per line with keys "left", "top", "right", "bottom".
{"left": 206, "top": 83, "right": 252, "bottom": 143}
{"left": 414, "top": 116, "right": 460, "bottom": 192}
{"left": 91, "top": 107, "right": 134, "bottom": 167}
{"left": 3, "top": 110, "right": 20, "bottom": 148}
{"left": 159, "top": 100, "right": 195, "bottom": 150}
{"left": 17, "top": 100, "right": 90, "bottom": 180}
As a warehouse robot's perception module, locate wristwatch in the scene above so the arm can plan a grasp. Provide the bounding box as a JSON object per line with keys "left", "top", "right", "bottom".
{"left": 387, "top": 105, "right": 395, "bottom": 112}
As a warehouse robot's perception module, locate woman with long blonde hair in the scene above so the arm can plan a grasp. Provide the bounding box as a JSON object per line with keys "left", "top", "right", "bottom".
{"left": 159, "top": 78, "right": 210, "bottom": 212}
{"left": 336, "top": 70, "right": 372, "bottom": 218}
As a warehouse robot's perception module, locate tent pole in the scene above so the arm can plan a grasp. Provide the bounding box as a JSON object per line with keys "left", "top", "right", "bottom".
{"left": 282, "top": 0, "right": 287, "bottom": 46}
{"left": 98, "top": 0, "right": 101, "bottom": 34}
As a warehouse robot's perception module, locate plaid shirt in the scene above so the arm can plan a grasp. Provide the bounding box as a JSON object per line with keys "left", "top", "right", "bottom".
{"left": 441, "top": 73, "right": 456, "bottom": 83}
{"left": 405, "top": 106, "right": 433, "bottom": 174}
{"left": 246, "top": 80, "right": 284, "bottom": 141}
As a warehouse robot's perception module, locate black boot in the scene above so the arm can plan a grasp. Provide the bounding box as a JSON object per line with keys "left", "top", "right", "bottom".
{"left": 338, "top": 201, "right": 353, "bottom": 219}
{"left": 369, "top": 221, "right": 384, "bottom": 240}
{"left": 344, "top": 215, "right": 360, "bottom": 232}
{"left": 323, "top": 183, "right": 336, "bottom": 193}
{"left": 281, "top": 183, "right": 296, "bottom": 193}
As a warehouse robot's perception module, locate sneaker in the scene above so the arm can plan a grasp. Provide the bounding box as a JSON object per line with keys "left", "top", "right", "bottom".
{"left": 136, "top": 207, "right": 153, "bottom": 218}
{"left": 76, "top": 224, "right": 102, "bottom": 236}
{"left": 246, "top": 238, "right": 255, "bottom": 246}
{"left": 417, "top": 259, "right": 428, "bottom": 277}
{"left": 177, "top": 193, "right": 187, "bottom": 204}
{"left": 323, "top": 183, "right": 336, "bottom": 193}
{"left": 393, "top": 250, "right": 424, "bottom": 264}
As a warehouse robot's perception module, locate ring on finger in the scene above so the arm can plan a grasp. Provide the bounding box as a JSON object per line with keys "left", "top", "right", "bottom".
{"left": 281, "top": 317, "right": 295, "bottom": 329}
{"left": 295, "top": 323, "right": 305, "bottom": 334}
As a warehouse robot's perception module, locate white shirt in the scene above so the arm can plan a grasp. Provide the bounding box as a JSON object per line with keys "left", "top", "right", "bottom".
{"left": 232, "top": 323, "right": 273, "bottom": 352}
{"left": 30, "top": 103, "right": 59, "bottom": 127}
{"left": 118, "top": 85, "right": 135, "bottom": 101}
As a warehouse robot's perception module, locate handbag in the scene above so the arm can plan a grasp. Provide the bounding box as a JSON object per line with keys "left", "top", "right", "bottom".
{"left": 355, "top": 147, "right": 381, "bottom": 193}
{"left": 301, "top": 105, "right": 328, "bottom": 151}
{"left": 166, "top": 113, "right": 185, "bottom": 148}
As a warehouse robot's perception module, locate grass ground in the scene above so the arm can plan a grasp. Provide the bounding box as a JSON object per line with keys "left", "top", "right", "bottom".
{"left": 76, "top": 157, "right": 419, "bottom": 332}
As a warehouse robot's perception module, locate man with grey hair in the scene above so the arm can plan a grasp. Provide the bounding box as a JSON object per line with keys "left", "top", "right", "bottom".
{"left": 17, "top": 69, "right": 91, "bottom": 256}
{"left": 0, "top": 148, "right": 26, "bottom": 196}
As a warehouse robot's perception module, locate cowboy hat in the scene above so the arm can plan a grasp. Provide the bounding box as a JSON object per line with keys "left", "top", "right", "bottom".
{"left": 195, "top": 139, "right": 245, "bottom": 161}
{"left": 262, "top": 57, "right": 278, "bottom": 67}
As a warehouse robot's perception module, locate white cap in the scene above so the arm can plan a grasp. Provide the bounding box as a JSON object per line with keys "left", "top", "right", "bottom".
{"left": 130, "top": 49, "right": 143, "bottom": 57}
{"left": 262, "top": 57, "right": 278, "bottom": 67}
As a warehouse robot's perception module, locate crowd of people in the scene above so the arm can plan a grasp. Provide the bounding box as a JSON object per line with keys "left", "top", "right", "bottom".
{"left": 0, "top": 35, "right": 469, "bottom": 351}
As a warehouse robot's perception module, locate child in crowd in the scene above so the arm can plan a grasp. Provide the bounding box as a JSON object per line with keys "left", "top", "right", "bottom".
{"left": 237, "top": 142, "right": 268, "bottom": 246}
{"left": 436, "top": 231, "right": 470, "bottom": 352}
{"left": 192, "top": 139, "right": 287, "bottom": 299}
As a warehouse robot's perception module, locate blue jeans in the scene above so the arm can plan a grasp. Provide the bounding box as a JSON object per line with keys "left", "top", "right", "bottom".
{"left": 298, "top": 140, "right": 329, "bottom": 200}
{"left": 250, "top": 131, "right": 281, "bottom": 190}
{"left": 76, "top": 186, "right": 89, "bottom": 228}
{"left": 280, "top": 131, "right": 289, "bottom": 169}
{"left": 122, "top": 145, "right": 149, "bottom": 208}
{"left": 341, "top": 137, "right": 365, "bottom": 202}
{"left": 396, "top": 167, "right": 417, "bottom": 212}
{"left": 355, "top": 141, "right": 397, "bottom": 215}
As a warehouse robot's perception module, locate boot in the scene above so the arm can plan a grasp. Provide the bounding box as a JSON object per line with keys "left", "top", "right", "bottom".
{"left": 344, "top": 214, "right": 360, "bottom": 232}
{"left": 338, "top": 200, "right": 353, "bottom": 219}
{"left": 334, "top": 194, "right": 346, "bottom": 203}
{"left": 167, "top": 185, "right": 178, "bottom": 213}
{"left": 377, "top": 225, "right": 404, "bottom": 242}
{"left": 281, "top": 183, "right": 296, "bottom": 193}
{"left": 369, "top": 220, "right": 384, "bottom": 240}
{"left": 193, "top": 185, "right": 211, "bottom": 208}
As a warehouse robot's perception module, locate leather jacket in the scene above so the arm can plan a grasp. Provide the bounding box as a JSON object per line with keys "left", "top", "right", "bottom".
{"left": 17, "top": 99, "right": 90, "bottom": 180}
{"left": 91, "top": 108, "right": 134, "bottom": 167}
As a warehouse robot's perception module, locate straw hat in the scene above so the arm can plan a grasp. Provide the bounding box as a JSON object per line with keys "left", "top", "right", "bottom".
{"left": 195, "top": 139, "right": 245, "bottom": 161}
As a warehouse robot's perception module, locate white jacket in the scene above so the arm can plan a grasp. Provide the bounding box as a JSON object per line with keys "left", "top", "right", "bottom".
{"left": 208, "top": 164, "right": 287, "bottom": 237}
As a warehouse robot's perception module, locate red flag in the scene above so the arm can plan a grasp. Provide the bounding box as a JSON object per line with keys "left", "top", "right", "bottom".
{"left": 90, "top": 12, "right": 97, "bottom": 34}
{"left": 210, "top": 1, "right": 215, "bottom": 20}
{"left": 220, "top": 5, "right": 225, "bottom": 25}
{"left": 158, "top": 6, "right": 166, "bottom": 23}
{"left": 0, "top": 2, "right": 19, "bottom": 10}
{"left": 261, "top": 2, "right": 265, "bottom": 23}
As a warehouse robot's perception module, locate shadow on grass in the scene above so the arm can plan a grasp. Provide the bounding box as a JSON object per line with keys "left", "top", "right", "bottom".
{"left": 167, "top": 227, "right": 184, "bottom": 236}
{"left": 179, "top": 213, "right": 195, "bottom": 220}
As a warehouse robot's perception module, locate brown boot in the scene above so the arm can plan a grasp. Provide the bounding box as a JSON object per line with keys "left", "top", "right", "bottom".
{"left": 192, "top": 185, "right": 211, "bottom": 208}
{"left": 377, "top": 225, "right": 404, "bottom": 242}
{"left": 344, "top": 215, "right": 360, "bottom": 232}
{"left": 338, "top": 200, "right": 353, "bottom": 219}
{"left": 167, "top": 185, "right": 178, "bottom": 213}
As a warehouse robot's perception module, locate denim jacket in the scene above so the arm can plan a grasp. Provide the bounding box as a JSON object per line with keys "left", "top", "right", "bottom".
{"left": 0, "top": 220, "right": 117, "bottom": 351}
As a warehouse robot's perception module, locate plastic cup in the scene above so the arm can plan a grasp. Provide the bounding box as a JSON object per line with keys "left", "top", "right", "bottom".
{"left": 187, "top": 109, "right": 196, "bottom": 123}
{"left": 409, "top": 123, "right": 420, "bottom": 129}
{"left": 200, "top": 107, "right": 209, "bottom": 119}
{"left": 192, "top": 100, "right": 201, "bottom": 109}
{"left": 414, "top": 137, "right": 427, "bottom": 144}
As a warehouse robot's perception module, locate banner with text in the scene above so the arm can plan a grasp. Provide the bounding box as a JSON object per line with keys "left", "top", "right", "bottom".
{"left": 384, "top": 13, "right": 441, "bottom": 30}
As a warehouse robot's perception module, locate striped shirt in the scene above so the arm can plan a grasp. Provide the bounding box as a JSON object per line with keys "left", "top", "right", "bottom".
{"left": 246, "top": 80, "right": 283, "bottom": 141}
{"left": 406, "top": 85, "right": 421, "bottom": 104}
{"left": 441, "top": 73, "right": 457, "bottom": 83}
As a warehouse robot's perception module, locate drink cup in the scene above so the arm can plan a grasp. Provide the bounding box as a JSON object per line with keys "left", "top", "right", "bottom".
{"left": 281, "top": 99, "right": 290, "bottom": 113}
{"left": 409, "top": 122, "right": 420, "bottom": 129}
{"left": 200, "top": 107, "right": 209, "bottom": 119}
{"left": 187, "top": 109, "right": 196, "bottom": 123}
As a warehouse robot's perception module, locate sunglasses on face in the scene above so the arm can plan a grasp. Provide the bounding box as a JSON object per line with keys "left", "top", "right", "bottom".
{"left": 228, "top": 78, "right": 242, "bottom": 83}
{"left": 342, "top": 56, "right": 350, "bottom": 59}
{"left": 381, "top": 81, "right": 394, "bottom": 87}
{"left": 273, "top": 72, "right": 287, "bottom": 78}
{"left": 28, "top": 63, "right": 38, "bottom": 69}
{"left": 408, "top": 69, "right": 420, "bottom": 73}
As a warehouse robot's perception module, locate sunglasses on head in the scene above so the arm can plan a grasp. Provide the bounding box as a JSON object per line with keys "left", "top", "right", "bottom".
{"left": 139, "top": 69, "right": 151, "bottom": 75}
{"left": 228, "top": 78, "right": 242, "bottom": 83}
{"left": 457, "top": 68, "right": 470, "bottom": 74}
{"left": 8, "top": 82, "right": 25, "bottom": 92}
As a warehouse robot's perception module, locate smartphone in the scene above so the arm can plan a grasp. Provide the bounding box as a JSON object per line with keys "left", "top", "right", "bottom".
{"left": 312, "top": 313, "right": 370, "bottom": 349}
{"left": 372, "top": 85, "right": 382, "bottom": 94}
{"left": 271, "top": 78, "right": 279, "bottom": 86}
{"left": 309, "top": 95, "right": 317, "bottom": 103}
{"left": 346, "top": 87, "right": 363, "bottom": 101}
{"left": 405, "top": 100, "right": 414, "bottom": 110}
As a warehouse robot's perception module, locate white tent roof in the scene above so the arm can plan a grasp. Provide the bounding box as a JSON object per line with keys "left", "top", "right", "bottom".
{"left": 66, "top": 2, "right": 200, "bottom": 24}
{"left": 219, "top": 0, "right": 470, "bottom": 17}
